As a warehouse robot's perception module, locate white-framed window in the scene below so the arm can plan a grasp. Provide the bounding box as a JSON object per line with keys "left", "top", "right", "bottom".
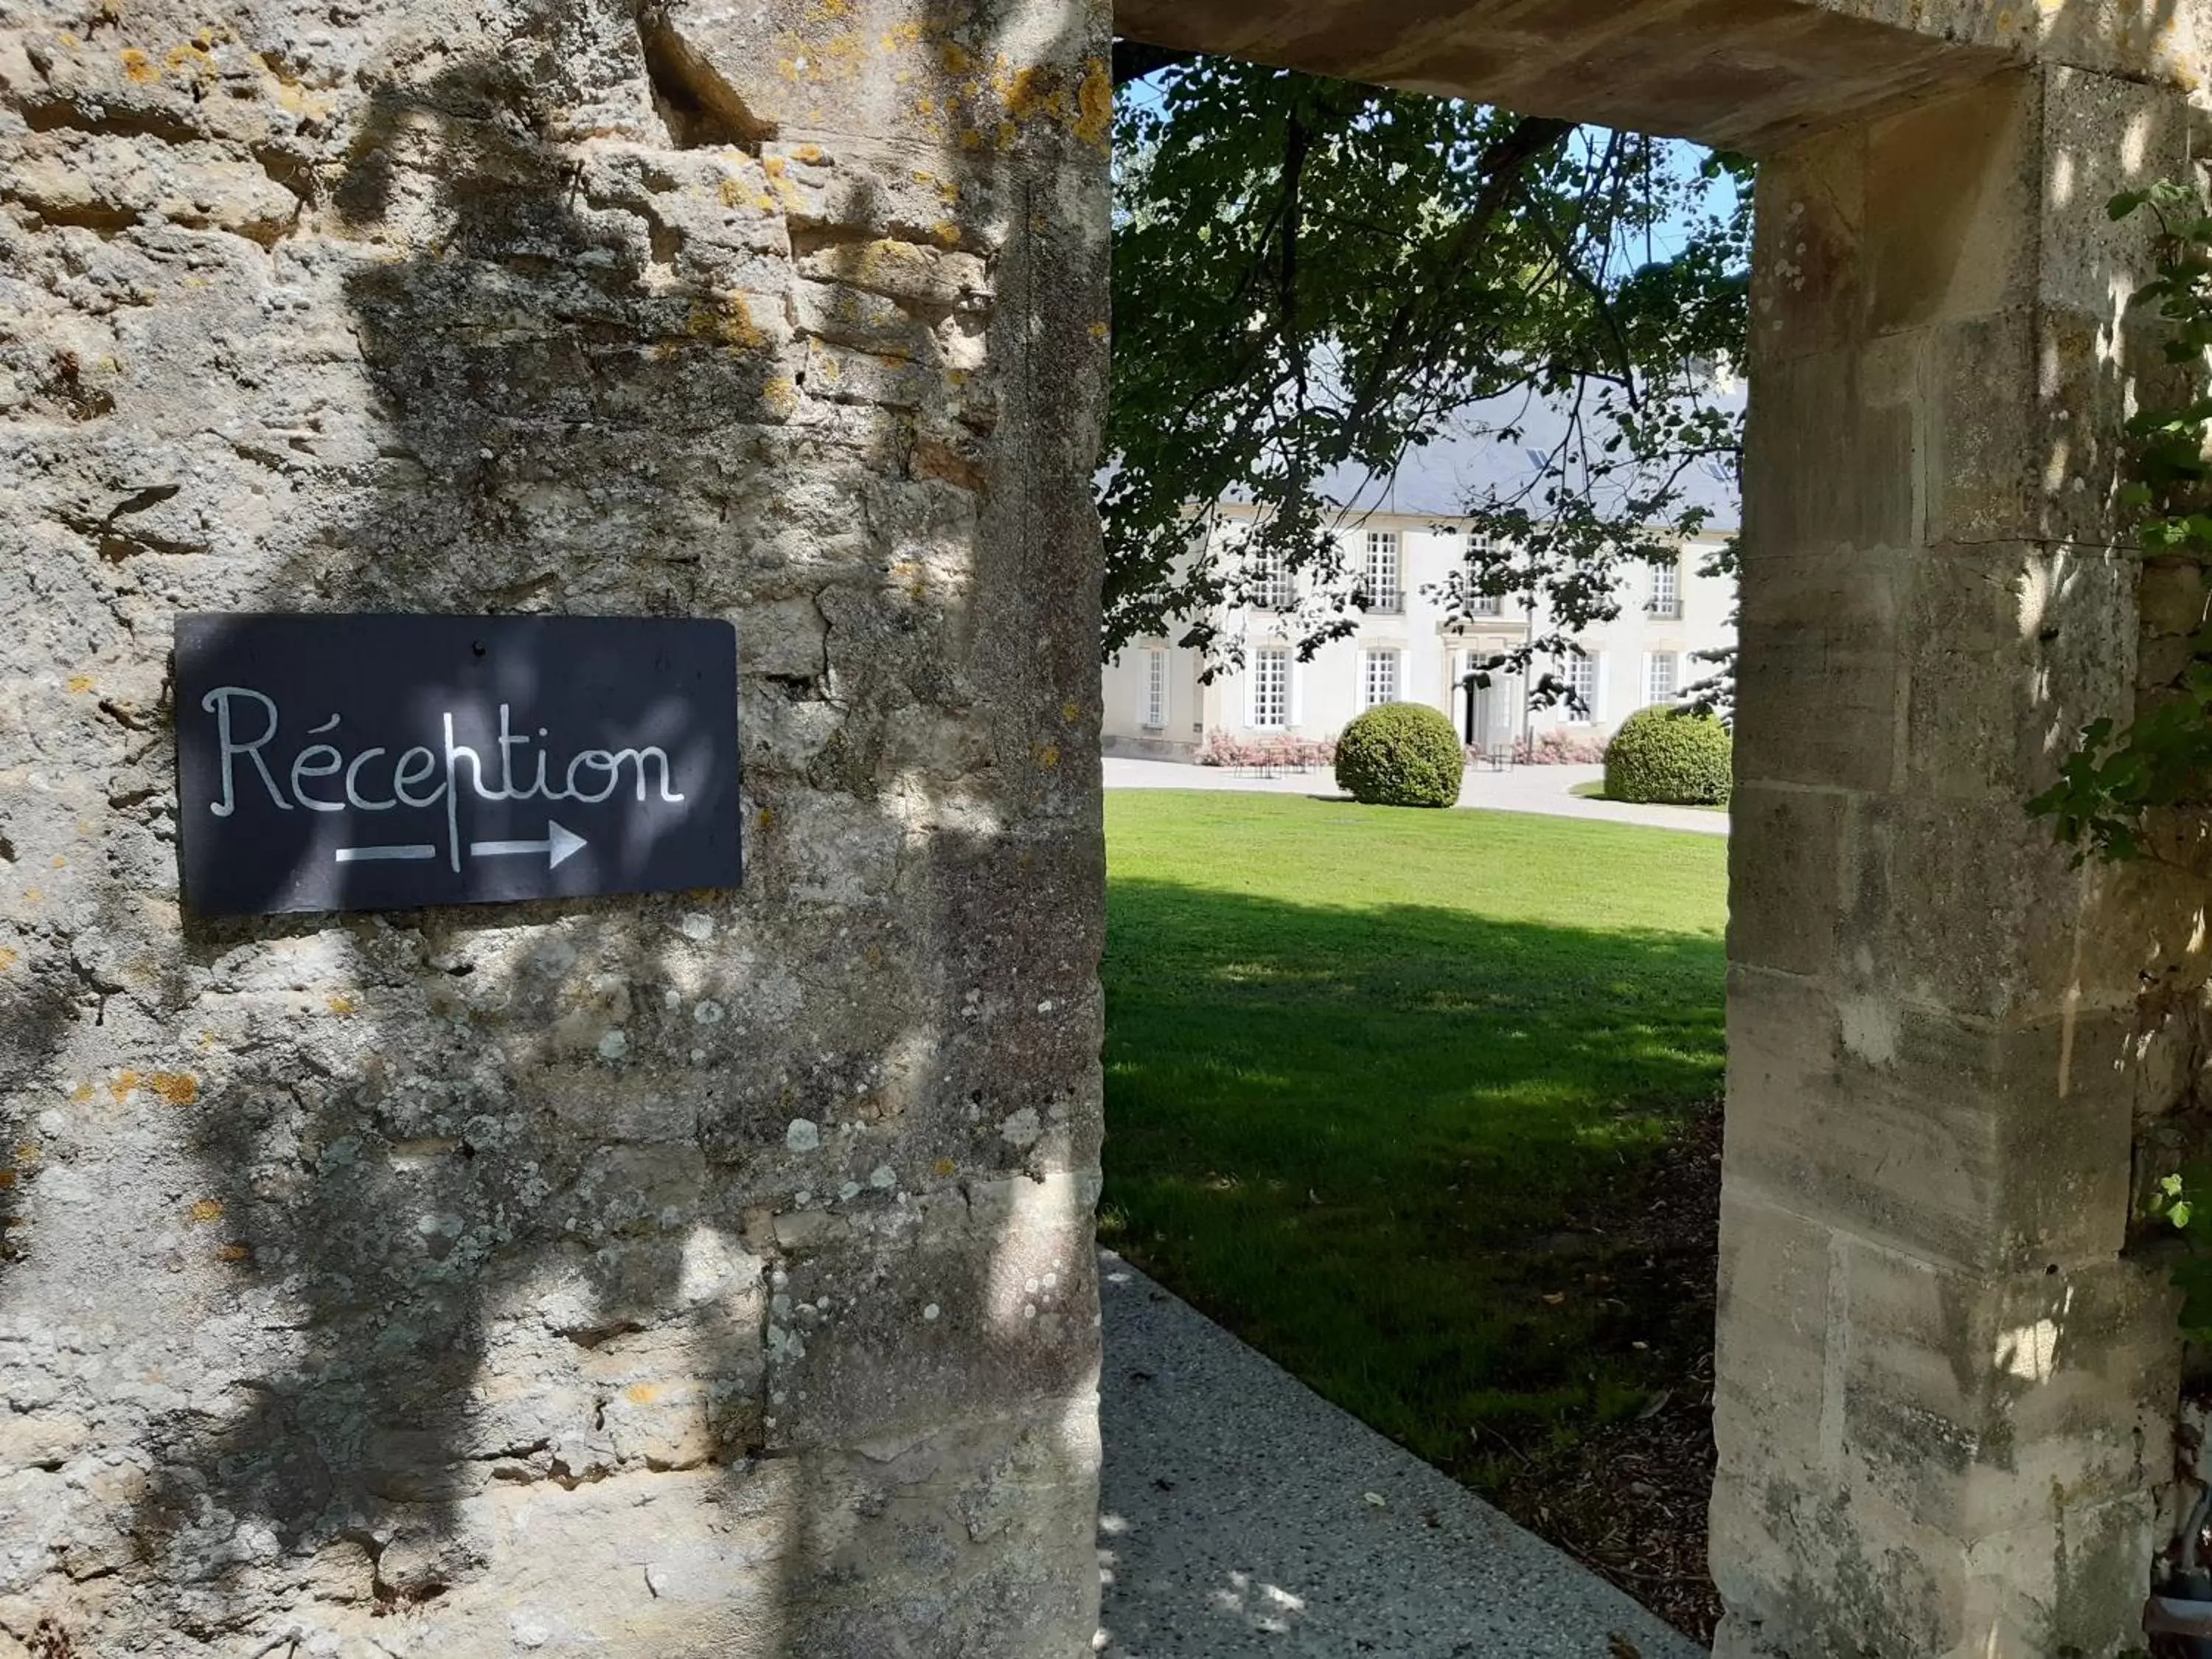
{"left": 1647, "top": 557, "right": 1681, "bottom": 620}
{"left": 1646, "top": 650, "right": 1679, "bottom": 705}
{"left": 1142, "top": 648, "right": 1168, "bottom": 729}
{"left": 1250, "top": 647, "right": 1291, "bottom": 728}
{"left": 1361, "top": 648, "right": 1400, "bottom": 710}
{"left": 1563, "top": 651, "right": 1599, "bottom": 722}
{"left": 1364, "top": 531, "right": 1402, "bottom": 613}
{"left": 1464, "top": 538, "right": 1503, "bottom": 616}
{"left": 1249, "top": 546, "right": 1295, "bottom": 611}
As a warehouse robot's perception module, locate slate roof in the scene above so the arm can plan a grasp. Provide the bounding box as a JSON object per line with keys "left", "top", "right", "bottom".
{"left": 1220, "top": 383, "right": 1744, "bottom": 532}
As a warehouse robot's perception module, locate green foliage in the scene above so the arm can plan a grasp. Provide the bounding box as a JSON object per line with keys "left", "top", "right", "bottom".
{"left": 2144, "top": 1169, "right": 2212, "bottom": 1345}
{"left": 2030, "top": 662, "right": 2212, "bottom": 863}
{"left": 1103, "top": 56, "right": 1749, "bottom": 688}
{"left": 1603, "top": 706, "right": 1732, "bottom": 805}
{"left": 2031, "top": 181, "right": 2212, "bottom": 863}
{"left": 1099, "top": 792, "right": 1725, "bottom": 1487}
{"left": 1333, "top": 702, "right": 1465, "bottom": 807}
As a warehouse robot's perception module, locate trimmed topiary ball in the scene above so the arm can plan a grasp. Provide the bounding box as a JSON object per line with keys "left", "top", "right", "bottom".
{"left": 1334, "top": 702, "right": 1465, "bottom": 807}
{"left": 1603, "top": 706, "right": 1733, "bottom": 805}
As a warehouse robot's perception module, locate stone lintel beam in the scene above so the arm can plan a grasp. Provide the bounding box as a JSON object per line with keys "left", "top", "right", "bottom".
{"left": 1113, "top": 0, "right": 2205, "bottom": 155}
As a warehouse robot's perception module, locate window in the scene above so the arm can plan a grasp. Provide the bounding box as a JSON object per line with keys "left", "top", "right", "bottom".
{"left": 1142, "top": 648, "right": 1168, "bottom": 729}
{"left": 1361, "top": 648, "right": 1400, "bottom": 710}
{"left": 1647, "top": 558, "right": 1682, "bottom": 620}
{"left": 1364, "top": 530, "right": 1402, "bottom": 613}
{"left": 1646, "top": 651, "right": 1679, "bottom": 705}
{"left": 1249, "top": 546, "right": 1295, "bottom": 611}
{"left": 1464, "top": 538, "right": 1503, "bottom": 616}
{"left": 1250, "top": 647, "right": 1290, "bottom": 728}
{"left": 1563, "top": 651, "right": 1598, "bottom": 722}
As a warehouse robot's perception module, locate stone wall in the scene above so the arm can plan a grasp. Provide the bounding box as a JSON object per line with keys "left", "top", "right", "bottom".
{"left": 1712, "top": 64, "right": 2204, "bottom": 1659}
{"left": 0, "top": 0, "right": 1110, "bottom": 1652}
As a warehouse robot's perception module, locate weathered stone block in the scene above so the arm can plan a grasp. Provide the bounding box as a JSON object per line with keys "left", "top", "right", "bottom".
{"left": 793, "top": 279, "right": 944, "bottom": 360}
{"left": 2036, "top": 66, "right": 2192, "bottom": 319}
{"left": 785, "top": 1408, "right": 1102, "bottom": 1657}
{"left": 1739, "top": 345, "right": 1916, "bottom": 560}
{"left": 1841, "top": 1243, "right": 2174, "bottom": 1537}
{"left": 1735, "top": 552, "right": 1904, "bottom": 793}
{"left": 2137, "top": 556, "right": 2210, "bottom": 640}
{"left": 764, "top": 1171, "right": 1099, "bottom": 1452}
{"left": 1860, "top": 74, "right": 2038, "bottom": 333}
{"left": 1726, "top": 782, "right": 1845, "bottom": 978}
{"left": 1719, "top": 1456, "right": 2164, "bottom": 1659}
{"left": 640, "top": 0, "right": 1111, "bottom": 160}
{"left": 1711, "top": 1189, "right": 1834, "bottom": 1478}
{"left": 1749, "top": 121, "right": 1866, "bottom": 369}
{"left": 798, "top": 237, "right": 992, "bottom": 310}
{"left": 1901, "top": 543, "right": 2136, "bottom": 801}
{"left": 1819, "top": 0, "right": 2206, "bottom": 91}
{"left": 1844, "top": 794, "right": 2098, "bottom": 1018}
{"left": 1727, "top": 967, "right": 2134, "bottom": 1270}
{"left": 1710, "top": 1475, "right": 1969, "bottom": 1659}
{"left": 1924, "top": 304, "right": 2152, "bottom": 549}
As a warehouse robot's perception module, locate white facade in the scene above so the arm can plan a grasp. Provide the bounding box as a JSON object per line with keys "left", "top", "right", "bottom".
{"left": 1102, "top": 502, "right": 1736, "bottom": 759}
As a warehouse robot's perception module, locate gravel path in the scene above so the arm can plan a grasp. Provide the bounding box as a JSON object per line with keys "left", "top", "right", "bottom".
{"left": 1096, "top": 1254, "right": 1708, "bottom": 1659}
{"left": 1101, "top": 757, "right": 1728, "bottom": 837}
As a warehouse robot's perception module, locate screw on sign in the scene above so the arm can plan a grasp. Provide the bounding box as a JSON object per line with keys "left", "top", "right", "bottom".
{"left": 173, "top": 614, "right": 742, "bottom": 917}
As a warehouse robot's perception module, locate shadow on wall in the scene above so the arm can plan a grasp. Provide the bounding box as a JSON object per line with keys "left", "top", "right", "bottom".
{"left": 0, "top": 0, "right": 1109, "bottom": 1650}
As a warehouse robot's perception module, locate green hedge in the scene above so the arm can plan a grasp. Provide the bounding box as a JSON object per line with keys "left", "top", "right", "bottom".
{"left": 1603, "top": 706, "right": 1733, "bottom": 805}
{"left": 1334, "top": 703, "right": 1464, "bottom": 807}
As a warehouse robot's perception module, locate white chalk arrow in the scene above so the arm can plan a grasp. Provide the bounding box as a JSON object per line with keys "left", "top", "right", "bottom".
{"left": 335, "top": 843, "right": 437, "bottom": 864}
{"left": 469, "top": 819, "right": 587, "bottom": 870}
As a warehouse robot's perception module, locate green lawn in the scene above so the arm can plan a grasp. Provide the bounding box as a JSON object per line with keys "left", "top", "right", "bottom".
{"left": 1100, "top": 792, "right": 1728, "bottom": 1486}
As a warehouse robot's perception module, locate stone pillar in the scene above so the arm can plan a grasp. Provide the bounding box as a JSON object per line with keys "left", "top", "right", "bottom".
{"left": 1714, "top": 65, "right": 2197, "bottom": 1659}
{"left": 0, "top": 0, "right": 1108, "bottom": 1652}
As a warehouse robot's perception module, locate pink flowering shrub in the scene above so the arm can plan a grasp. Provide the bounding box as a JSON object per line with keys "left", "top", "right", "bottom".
{"left": 1462, "top": 730, "right": 1607, "bottom": 766}
{"left": 1196, "top": 731, "right": 1337, "bottom": 770}
{"left": 1514, "top": 730, "right": 1608, "bottom": 765}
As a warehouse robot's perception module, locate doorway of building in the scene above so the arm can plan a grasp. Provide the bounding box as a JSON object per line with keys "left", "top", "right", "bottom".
{"left": 1459, "top": 655, "right": 1524, "bottom": 757}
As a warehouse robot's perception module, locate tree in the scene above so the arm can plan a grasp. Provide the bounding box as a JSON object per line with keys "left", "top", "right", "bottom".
{"left": 1102, "top": 50, "right": 1750, "bottom": 714}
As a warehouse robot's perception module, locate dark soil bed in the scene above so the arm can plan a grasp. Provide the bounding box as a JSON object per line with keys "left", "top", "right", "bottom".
{"left": 1493, "top": 1094, "right": 1723, "bottom": 1646}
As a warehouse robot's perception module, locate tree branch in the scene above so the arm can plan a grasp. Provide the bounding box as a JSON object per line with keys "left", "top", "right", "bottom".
{"left": 1514, "top": 178, "right": 1638, "bottom": 398}
{"left": 1280, "top": 102, "right": 1312, "bottom": 496}
{"left": 1112, "top": 39, "right": 1198, "bottom": 88}
{"left": 1342, "top": 114, "right": 1573, "bottom": 431}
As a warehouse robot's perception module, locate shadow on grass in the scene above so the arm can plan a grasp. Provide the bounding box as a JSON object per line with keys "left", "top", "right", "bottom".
{"left": 1099, "top": 875, "right": 1724, "bottom": 1482}
{"left": 1566, "top": 781, "right": 1728, "bottom": 813}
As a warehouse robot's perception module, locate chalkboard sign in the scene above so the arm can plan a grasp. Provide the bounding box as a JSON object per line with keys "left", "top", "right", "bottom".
{"left": 174, "top": 614, "right": 742, "bottom": 916}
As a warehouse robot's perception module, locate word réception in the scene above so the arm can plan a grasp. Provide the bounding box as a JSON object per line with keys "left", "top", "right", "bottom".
{"left": 174, "top": 613, "right": 742, "bottom": 915}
